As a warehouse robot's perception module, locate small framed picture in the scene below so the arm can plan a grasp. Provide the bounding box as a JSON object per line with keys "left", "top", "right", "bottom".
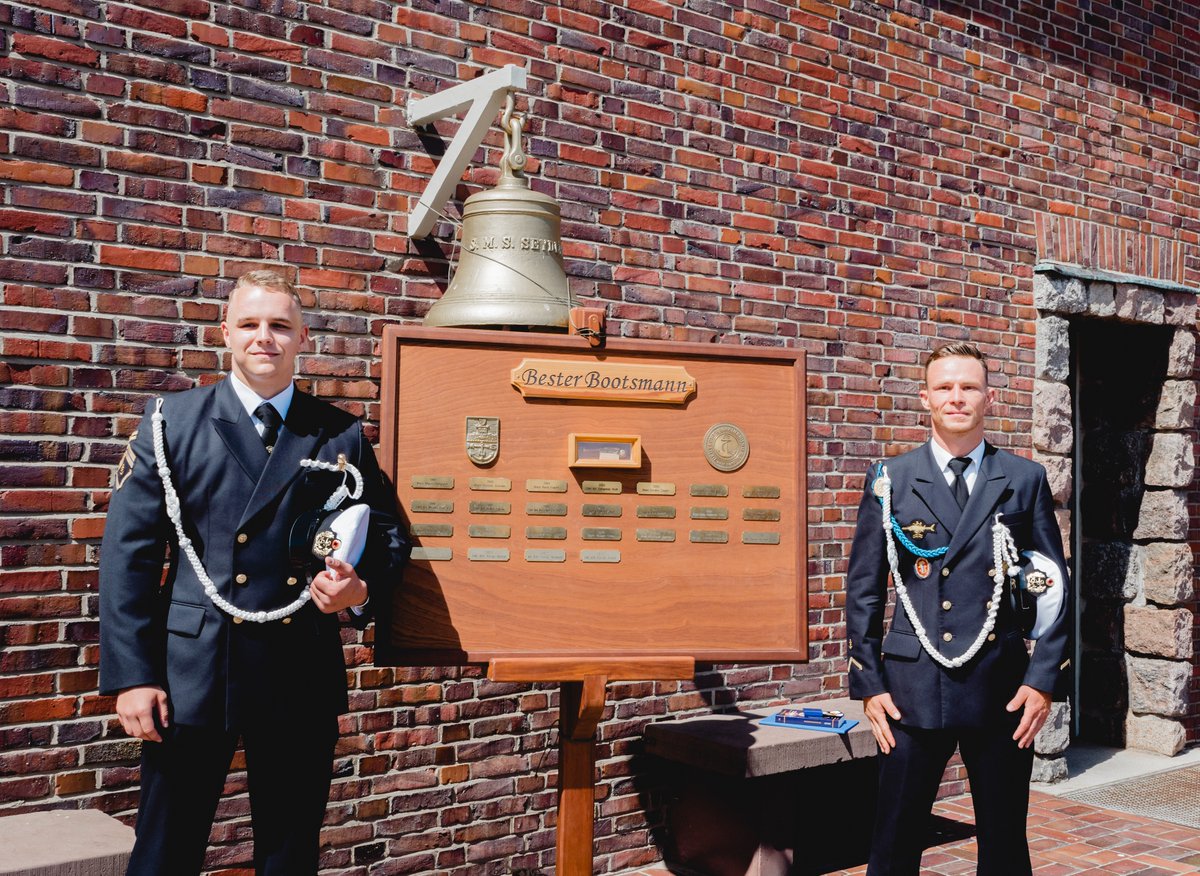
{"left": 568, "top": 433, "right": 642, "bottom": 469}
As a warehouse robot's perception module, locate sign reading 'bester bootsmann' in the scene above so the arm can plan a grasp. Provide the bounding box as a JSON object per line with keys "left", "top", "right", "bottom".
{"left": 510, "top": 358, "right": 696, "bottom": 404}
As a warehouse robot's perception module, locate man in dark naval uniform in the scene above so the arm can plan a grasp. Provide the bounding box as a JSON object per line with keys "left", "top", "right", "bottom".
{"left": 846, "top": 342, "right": 1070, "bottom": 876}
{"left": 99, "top": 270, "right": 408, "bottom": 875}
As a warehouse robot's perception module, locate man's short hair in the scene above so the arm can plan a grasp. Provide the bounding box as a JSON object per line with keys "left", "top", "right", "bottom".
{"left": 925, "top": 342, "right": 989, "bottom": 384}
{"left": 229, "top": 270, "right": 303, "bottom": 311}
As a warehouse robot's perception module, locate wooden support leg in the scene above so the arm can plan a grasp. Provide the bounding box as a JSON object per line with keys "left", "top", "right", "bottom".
{"left": 556, "top": 674, "right": 607, "bottom": 876}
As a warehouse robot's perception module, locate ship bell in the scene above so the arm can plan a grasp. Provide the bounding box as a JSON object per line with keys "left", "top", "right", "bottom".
{"left": 424, "top": 99, "right": 571, "bottom": 330}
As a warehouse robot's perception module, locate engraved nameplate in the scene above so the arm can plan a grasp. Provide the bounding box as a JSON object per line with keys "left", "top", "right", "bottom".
{"left": 690, "top": 530, "right": 729, "bottom": 543}
{"left": 636, "top": 482, "right": 676, "bottom": 496}
{"left": 637, "top": 505, "right": 676, "bottom": 519}
{"left": 636, "top": 528, "right": 676, "bottom": 542}
{"left": 525, "top": 549, "right": 566, "bottom": 562}
{"left": 468, "top": 525, "right": 511, "bottom": 538}
{"left": 527, "top": 479, "right": 568, "bottom": 493}
{"left": 411, "top": 500, "right": 453, "bottom": 514}
{"left": 690, "top": 484, "right": 729, "bottom": 497}
{"left": 469, "top": 477, "right": 512, "bottom": 491}
{"left": 412, "top": 476, "right": 454, "bottom": 490}
{"left": 582, "top": 527, "right": 622, "bottom": 541}
{"left": 468, "top": 501, "right": 511, "bottom": 514}
{"left": 410, "top": 523, "right": 453, "bottom": 537}
{"left": 526, "top": 526, "right": 568, "bottom": 540}
{"left": 468, "top": 548, "right": 510, "bottom": 561}
{"left": 581, "top": 481, "right": 622, "bottom": 494}
{"left": 526, "top": 502, "right": 568, "bottom": 516}
{"left": 582, "top": 504, "right": 622, "bottom": 517}
{"left": 581, "top": 549, "right": 621, "bottom": 563}
{"left": 743, "top": 485, "right": 781, "bottom": 499}
{"left": 743, "top": 508, "right": 781, "bottom": 522}
{"left": 410, "top": 547, "right": 452, "bottom": 561}
{"left": 743, "top": 531, "right": 781, "bottom": 545}
{"left": 691, "top": 506, "right": 729, "bottom": 520}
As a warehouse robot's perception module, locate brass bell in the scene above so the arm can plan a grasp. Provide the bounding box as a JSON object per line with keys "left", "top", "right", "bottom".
{"left": 424, "top": 99, "right": 571, "bottom": 331}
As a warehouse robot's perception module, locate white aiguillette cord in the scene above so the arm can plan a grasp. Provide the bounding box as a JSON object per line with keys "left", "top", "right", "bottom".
{"left": 876, "top": 464, "right": 1019, "bottom": 669}
{"left": 150, "top": 398, "right": 363, "bottom": 623}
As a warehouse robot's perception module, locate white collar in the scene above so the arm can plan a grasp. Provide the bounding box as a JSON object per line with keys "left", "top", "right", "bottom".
{"left": 929, "top": 438, "right": 985, "bottom": 474}
{"left": 228, "top": 372, "right": 295, "bottom": 423}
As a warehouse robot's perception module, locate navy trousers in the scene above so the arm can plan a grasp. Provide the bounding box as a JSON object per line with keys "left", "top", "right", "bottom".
{"left": 867, "top": 718, "right": 1034, "bottom": 876}
{"left": 126, "top": 716, "right": 338, "bottom": 876}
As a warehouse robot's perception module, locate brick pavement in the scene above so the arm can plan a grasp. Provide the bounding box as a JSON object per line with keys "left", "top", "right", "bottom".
{"left": 621, "top": 789, "right": 1200, "bottom": 876}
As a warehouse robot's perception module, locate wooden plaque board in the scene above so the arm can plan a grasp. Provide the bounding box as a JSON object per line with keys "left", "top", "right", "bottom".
{"left": 376, "top": 325, "right": 807, "bottom": 665}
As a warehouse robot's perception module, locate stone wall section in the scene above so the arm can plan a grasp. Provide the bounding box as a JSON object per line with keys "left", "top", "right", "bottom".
{"left": 1034, "top": 273, "right": 1197, "bottom": 761}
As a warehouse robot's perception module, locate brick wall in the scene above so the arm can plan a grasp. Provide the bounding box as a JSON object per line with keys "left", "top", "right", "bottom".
{"left": 1, "top": 0, "right": 1197, "bottom": 872}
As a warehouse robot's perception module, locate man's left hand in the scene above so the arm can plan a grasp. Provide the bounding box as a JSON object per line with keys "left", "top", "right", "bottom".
{"left": 1006, "top": 684, "right": 1052, "bottom": 748}
{"left": 309, "top": 556, "right": 368, "bottom": 614}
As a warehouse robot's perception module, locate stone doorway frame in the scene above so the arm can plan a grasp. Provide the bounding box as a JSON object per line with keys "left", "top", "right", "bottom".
{"left": 1032, "top": 266, "right": 1197, "bottom": 777}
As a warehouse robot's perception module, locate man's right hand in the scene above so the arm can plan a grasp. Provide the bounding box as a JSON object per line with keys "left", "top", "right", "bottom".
{"left": 863, "top": 692, "right": 901, "bottom": 754}
{"left": 116, "top": 685, "right": 170, "bottom": 743}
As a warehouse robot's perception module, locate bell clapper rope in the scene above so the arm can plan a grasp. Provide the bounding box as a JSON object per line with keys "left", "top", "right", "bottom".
{"left": 151, "top": 398, "right": 361, "bottom": 624}
{"left": 876, "top": 465, "right": 1010, "bottom": 669}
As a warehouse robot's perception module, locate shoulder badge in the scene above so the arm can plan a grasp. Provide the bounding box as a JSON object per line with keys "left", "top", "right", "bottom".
{"left": 114, "top": 430, "right": 138, "bottom": 490}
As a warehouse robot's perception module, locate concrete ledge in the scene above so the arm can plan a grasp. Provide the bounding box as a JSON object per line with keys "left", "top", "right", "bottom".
{"left": 644, "top": 696, "right": 876, "bottom": 777}
{"left": 0, "top": 809, "right": 134, "bottom": 876}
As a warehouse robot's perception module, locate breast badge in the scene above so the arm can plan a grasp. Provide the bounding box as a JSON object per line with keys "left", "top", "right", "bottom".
{"left": 114, "top": 430, "right": 138, "bottom": 490}
{"left": 914, "top": 557, "right": 931, "bottom": 579}
{"left": 902, "top": 519, "right": 936, "bottom": 541}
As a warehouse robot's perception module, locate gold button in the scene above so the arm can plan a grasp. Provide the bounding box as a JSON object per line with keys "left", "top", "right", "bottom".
{"left": 287, "top": 576, "right": 298, "bottom": 586}
{"left": 942, "top": 600, "right": 952, "bottom": 611}
{"left": 985, "top": 600, "right": 993, "bottom": 610}
{"left": 988, "top": 568, "right": 997, "bottom": 577}
{"left": 988, "top": 633, "right": 996, "bottom": 641}
{"left": 941, "top": 568, "right": 950, "bottom": 578}
{"left": 237, "top": 533, "right": 248, "bottom": 544}
{"left": 942, "top": 632, "right": 953, "bottom": 642}
{"left": 233, "top": 616, "right": 244, "bottom": 624}
{"left": 235, "top": 573, "right": 248, "bottom": 585}
{"left": 282, "top": 617, "right": 291, "bottom": 625}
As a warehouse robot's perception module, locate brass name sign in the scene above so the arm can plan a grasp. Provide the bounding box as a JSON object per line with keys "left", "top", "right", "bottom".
{"left": 511, "top": 358, "right": 696, "bottom": 404}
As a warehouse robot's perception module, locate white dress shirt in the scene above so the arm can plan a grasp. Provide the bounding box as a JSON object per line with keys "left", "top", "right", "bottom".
{"left": 929, "top": 438, "right": 985, "bottom": 496}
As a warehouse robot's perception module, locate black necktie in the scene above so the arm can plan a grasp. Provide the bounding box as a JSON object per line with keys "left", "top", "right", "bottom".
{"left": 947, "top": 456, "right": 971, "bottom": 509}
{"left": 254, "top": 402, "right": 282, "bottom": 452}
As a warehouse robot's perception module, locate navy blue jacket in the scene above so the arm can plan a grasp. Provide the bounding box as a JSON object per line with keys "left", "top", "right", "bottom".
{"left": 845, "top": 442, "right": 1070, "bottom": 729}
{"left": 99, "top": 379, "right": 408, "bottom": 730}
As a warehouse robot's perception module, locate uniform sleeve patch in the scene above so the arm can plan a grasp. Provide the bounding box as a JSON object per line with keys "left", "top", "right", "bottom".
{"left": 114, "top": 430, "right": 138, "bottom": 490}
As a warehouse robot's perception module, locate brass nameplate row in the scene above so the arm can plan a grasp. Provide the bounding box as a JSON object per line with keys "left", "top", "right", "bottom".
{"left": 691, "top": 507, "right": 728, "bottom": 520}
{"left": 410, "top": 523, "right": 453, "bottom": 537}
{"left": 412, "top": 476, "right": 454, "bottom": 490}
{"left": 636, "top": 482, "right": 676, "bottom": 495}
{"left": 411, "top": 500, "right": 453, "bottom": 513}
{"left": 743, "top": 508, "right": 781, "bottom": 522}
{"left": 469, "top": 501, "right": 511, "bottom": 514}
{"left": 637, "top": 505, "right": 676, "bottom": 518}
{"left": 527, "top": 479, "right": 568, "bottom": 493}
{"left": 526, "top": 502, "right": 568, "bottom": 516}
{"left": 581, "top": 481, "right": 622, "bottom": 494}
{"left": 690, "top": 484, "right": 728, "bottom": 497}
{"left": 469, "top": 477, "right": 511, "bottom": 491}
{"left": 468, "top": 525, "right": 511, "bottom": 538}
{"left": 690, "top": 530, "right": 729, "bottom": 543}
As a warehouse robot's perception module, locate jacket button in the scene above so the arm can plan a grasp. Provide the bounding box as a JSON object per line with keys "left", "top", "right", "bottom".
{"left": 942, "top": 632, "right": 953, "bottom": 642}
{"left": 233, "top": 616, "right": 244, "bottom": 624}
{"left": 287, "top": 576, "right": 298, "bottom": 586}
{"left": 282, "top": 617, "right": 291, "bottom": 625}
{"left": 988, "top": 568, "right": 997, "bottom": 577}
{"left": 988, "top": 632, "right": 996, "bottom": 641}
{"left": 942, "top": 600, "right": 952, "bottom": 611}
{"left": 985, "top": 600, "right": 993, "bottom": 610}
{"left": 941, "top": 568, "right": 950, "bottom": 578}
{"left": 235, "top": 573, "right": 248, "bottom": 585}
{"left": 237, "top": 533, "right": 248, "bottom": 544}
